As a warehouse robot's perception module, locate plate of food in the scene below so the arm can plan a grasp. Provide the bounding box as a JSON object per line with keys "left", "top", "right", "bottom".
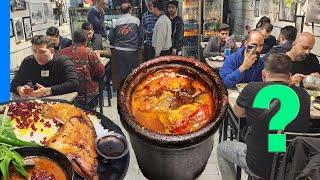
{"left": 208, "top": 56, "right": 224, "bottom": 61}
{"left": 0, "top": 99, "right": 130, "bottom": 180}
{"left": 236, "top": 83, "right": 248, "bottom": 92}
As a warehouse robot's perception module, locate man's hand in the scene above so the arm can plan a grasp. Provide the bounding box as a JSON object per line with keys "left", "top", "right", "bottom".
{"left": 310, "top": 72, "right": 320, "bottom": 79}
{"left": 290, "top": 73, "right": 306, "bottom": 86}
{"left": 17, "top": 85, "right": 34, "bottom": 98}
{"left": 239, "top": 48, "right": 257, "bottom": 72}
{"left": 31, "top": 83, "right": 47, "bottom": 98}
{"left": 94, "top": 50, "right": 101, "bottom": 58}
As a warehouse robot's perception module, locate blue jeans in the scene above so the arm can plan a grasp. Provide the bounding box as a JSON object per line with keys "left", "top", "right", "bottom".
{"left": 217, "top": 141, "right": 264, "bottom": 180}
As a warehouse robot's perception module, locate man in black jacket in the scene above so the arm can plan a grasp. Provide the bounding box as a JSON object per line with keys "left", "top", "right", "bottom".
{"left": 46, "top": 26, "right": 72, "bottom": 52}
{"left": 168, "top": 0, "right": 184, "bottom": 55}
{"left": 87, "top": 0, "right": 108, "bottom": 40}
{"left": 11, "top": 35, "right": 79, "bottom": 98}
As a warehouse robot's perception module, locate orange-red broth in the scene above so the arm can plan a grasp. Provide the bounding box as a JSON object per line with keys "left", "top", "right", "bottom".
{"left": 8, "top": 157, "right": 66, "bottom": 180}
{"left": 131, "top": 69, "right": 215, "bottom": 134}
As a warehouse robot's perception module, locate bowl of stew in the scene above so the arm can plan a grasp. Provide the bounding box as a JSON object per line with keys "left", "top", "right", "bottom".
{"left": 118, "top": 56, "right": 228, "bottom": 180}
{"left": 10, "top": 146, "right": 74, "bottom": 180}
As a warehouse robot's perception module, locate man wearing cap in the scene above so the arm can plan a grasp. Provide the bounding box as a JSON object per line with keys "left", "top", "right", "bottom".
{"left": 203, "top": 23, "right": 237, "bottom": 58}
{"left": 168, "top": 0, "right": 184, "bottom": 56}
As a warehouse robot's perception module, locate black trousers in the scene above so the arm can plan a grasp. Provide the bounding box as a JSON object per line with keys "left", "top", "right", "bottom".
{"left": 144, "top": 44, "right": 155, "bottom": 61}
{"left": 160, "top": 50, "right": 171, "bottom": 56}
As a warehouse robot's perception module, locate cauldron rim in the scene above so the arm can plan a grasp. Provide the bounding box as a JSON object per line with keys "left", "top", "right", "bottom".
{"left": 117, "top": 56, "right": 228, "bottom": 148}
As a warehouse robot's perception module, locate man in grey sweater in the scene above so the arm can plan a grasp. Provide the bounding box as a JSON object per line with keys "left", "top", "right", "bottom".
{"left": 203, "top": 23, "right": 237, "bottom": 58}
{"left": 152, "top": 0, "right": 172, "bottom": 57}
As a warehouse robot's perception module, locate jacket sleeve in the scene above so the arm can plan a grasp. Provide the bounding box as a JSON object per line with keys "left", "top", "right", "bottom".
{"left": 87, "top": 11, "right": 108, "bottom": 39}
{"left": 154, "top": 21, "right": 167, "bottom": 56}
{"left": 10, "top": 58, "right": 29, "bottom": 93}
{"left": 108, "top": 27, "right": 115, "bottom": 46}
{"left": 50, "top": 58, "right": 79, "bottom": 95}
{"left": 219, "top": 56, "right": 244, "bottom": 88}
{"left": 203, "top": 38, "right": 219, "bottom": 58}
{"left": 173, "top": 20, "right": 184, "bottom": 51}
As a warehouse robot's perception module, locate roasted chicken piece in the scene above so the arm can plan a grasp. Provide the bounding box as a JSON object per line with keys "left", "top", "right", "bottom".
{"left": 44, "top": 103, "right": 98, "bottom": 179}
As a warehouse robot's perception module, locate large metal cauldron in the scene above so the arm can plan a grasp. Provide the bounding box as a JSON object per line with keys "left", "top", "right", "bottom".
{"left": 118, "top": 56, "right": 228, "bottom": 180}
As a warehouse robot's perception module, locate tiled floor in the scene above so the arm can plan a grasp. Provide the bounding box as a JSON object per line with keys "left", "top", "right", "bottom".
{"left": 101, "top": 93, "right": 248, "bottom": 180}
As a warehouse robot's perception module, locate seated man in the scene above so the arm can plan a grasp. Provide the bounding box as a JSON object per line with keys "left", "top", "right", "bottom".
{"left": 220, "top": 31, "right": 265, "bottom": 88}
{"left": 256, "top": 20, "right": 277, "bottom": 54}
{"left": 81, "top": 22, "right": 111, "bottom": 58}
{"left": 203, "top": 23, "right": 237, "bottom": 58}
{"left": 60, "top": 29, "right": 105, "bottom": 107}
{"left": 217, "top": 53, "right": 310, "bottom": 180}
{"left": 268, "top": 25, "right": 297, "bottom": 54}
{"left": 11, "top": 35, "right": 79, "bottom": 98}
{"left": 286, "top": 32, "right": 320, "bottom": 85}
{"left": 46, "top": 26, "right": 72, "bottom": 52}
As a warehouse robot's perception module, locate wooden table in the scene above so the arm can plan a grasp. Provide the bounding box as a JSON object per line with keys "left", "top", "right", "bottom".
{"left": 227, "top": 89, "right": 320, "bottom": 119}
{"left": 10, "top": 92, "right": 78, "bottom": 102}
{"left": 205, "top": 58, "right": 224, "bottom": 69}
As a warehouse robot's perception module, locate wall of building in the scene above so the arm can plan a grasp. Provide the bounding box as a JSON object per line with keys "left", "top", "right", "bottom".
{"left": 229, "top": 0, "right": 320, "bottom": 58}
{"left": 10, "top": 0, "right": 73, "bottom": 69}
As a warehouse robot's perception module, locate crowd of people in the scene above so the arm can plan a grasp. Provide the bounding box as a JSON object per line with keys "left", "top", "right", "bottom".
{"left": 10, "top": 0, "right": 185, "bottom": 107}
{"left": 213, "top": 16, "right": 320, "bottom": 180}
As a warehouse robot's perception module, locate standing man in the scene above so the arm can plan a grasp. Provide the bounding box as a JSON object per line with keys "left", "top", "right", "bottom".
{"left": 152, "top": 0, "right": 172, "bottom": 57}
{"left": 108, "top": 2, "right": 143, "bottom": 81}
{"left": 167, "top": 0, "right": 184, "bottom": 56}
{"left": 87, "top": 0, "right": 108, "bottom": 40}
{"left": 11, "top": 35, "right": 79, "bottom": 98}
{"left": 142, "top": 0, "right": 157, "bottom": 60}
{"left": 46, "top": 26, "right": 72, "bottom": 53}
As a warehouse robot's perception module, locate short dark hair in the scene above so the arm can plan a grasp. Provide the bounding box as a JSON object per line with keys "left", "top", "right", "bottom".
{"left": 72, "top": 29, "right": 87, "bottom": 44}
{"left": 261, "top": 23, "right": 273, "bottom": 33}
{"left": 152, "top": 0, "right": 164, "bottom": 11}
{"left": 121, "top": 2, "right": 132, "bottom": 14}
{"left": 31, "top": 35, "right": 54, "bottom": 48}
{"left": 264, "top": 53, "right": 292, "bottom": 74}
{"left": 81, "top": 22, "right": 93, "bottom": 31}
{"left": 218, "top": 23, "right": 230, "bottom": 32}
{"left": 168, "top": 0, "right": 178, "bottom": 7}
{"left": 256, "top": 16, "right": 271, "bottom": 28}
{"left": 280, "top": 26, "right": 297, "bottom": 42}
{"left": 46, "top": 26, "right": 59, "bottom": 37}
